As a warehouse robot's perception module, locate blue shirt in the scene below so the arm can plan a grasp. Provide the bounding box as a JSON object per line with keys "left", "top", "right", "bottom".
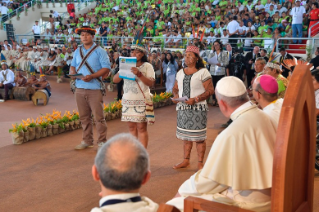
{"left": 71, "top": 43, "right": 111, "bottom": 90}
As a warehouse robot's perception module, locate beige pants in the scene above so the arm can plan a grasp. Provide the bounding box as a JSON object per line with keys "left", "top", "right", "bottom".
{"left": 75, "top": 89, "right": 107, "bottom": 145}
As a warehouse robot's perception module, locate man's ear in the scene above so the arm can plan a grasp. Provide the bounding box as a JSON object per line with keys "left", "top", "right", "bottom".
{"left": 92, "top": 165, "right": 100, "bottom": 182}
{"left": 141, "top": 171, "right": 151, "bottom": 185}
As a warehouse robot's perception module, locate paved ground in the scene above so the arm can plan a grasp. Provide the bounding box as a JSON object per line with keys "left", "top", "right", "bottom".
{"left": 0, "top": 75, "right": 318, "bottom": 212}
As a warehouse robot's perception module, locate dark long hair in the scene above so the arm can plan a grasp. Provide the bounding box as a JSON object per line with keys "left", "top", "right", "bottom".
{"left": 164, "top": 52, "right": 175, "bottom": 64}
{"left": 195, "top": 53, "right": 205, "bottom": 69}
{"left": 141, "top": 53, "right": 148, "bottom": 63}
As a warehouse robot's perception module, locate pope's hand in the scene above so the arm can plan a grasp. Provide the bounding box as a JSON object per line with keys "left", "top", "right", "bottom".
{"left": 82, "top": 75, "right": 93, "bottom": 82}
{"left": 185, "top": 98, "right": 195, "bottom": 105}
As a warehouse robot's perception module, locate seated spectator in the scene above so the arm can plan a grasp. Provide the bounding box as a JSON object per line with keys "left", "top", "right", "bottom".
{"left": 15, "top": 70, "right": 27, "bottom": 87}
{"left": 310, "top": 47, "right": 319, "bottom": 70}
{"left": 166, "top": 77, "right": 276, "bottom": 212}
{"left": 90, "top": 133, "right": 158, "bottom": 212}
{"left": 252, "top": 75, "right": 283, "bottom": 128}
{"left": 0, "top": 61, "right": 15, "bottom": 100}
{"left": 32, "top": 75, "right": 51, "bottom": 97}
{"left": 25, "top": 74, "right": 38, "bottom": 87}
{"left": 263, "top": 62, "right": 288, "bottom": 99}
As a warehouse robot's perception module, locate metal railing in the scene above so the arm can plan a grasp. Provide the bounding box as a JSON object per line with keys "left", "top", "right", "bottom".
{"left": 1, "top": 1, "right": 34, "bottom": 24}
{"left": 14, "top": 34, "right": 276, "bottom": 50}
{"left": 308, "top": 21, "right": 319, "bottom": 38}
{"left": 276, "top": 37, "right": 319, "bottom": 55}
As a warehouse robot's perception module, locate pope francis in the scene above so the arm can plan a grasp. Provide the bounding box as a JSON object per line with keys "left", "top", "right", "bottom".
{"left": 167, "top": 76, "right": 277, "bottom": 212}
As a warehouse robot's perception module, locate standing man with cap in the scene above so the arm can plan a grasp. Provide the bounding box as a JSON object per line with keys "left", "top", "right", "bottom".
{"left": 167, "top": 76, "right": 276, "bottom": 212}
{"left": 32, "top": 21, "right": 41, "bottom": 44}
{"left": 290, "top": 0, "right": 306, "bottom": 44}
{"left": 253, "top": 75, "right": 283, "bottom": 128}
{"left": 0, "top": 62, "right": 15, "bottom": 100}
{"left": 69, "top": 26, "right": 111, "bottom": 150}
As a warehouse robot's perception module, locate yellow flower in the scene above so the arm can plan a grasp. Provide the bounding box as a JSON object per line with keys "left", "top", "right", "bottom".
{"left": 12, "top": 124, "right": 16, "bottom": 129}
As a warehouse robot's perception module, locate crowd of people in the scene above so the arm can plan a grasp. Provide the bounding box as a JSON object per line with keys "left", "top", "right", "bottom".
{"left": 21, "top": 0, "right": 319, "bottom": 51}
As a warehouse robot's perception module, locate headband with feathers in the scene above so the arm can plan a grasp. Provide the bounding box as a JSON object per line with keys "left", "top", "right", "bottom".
{"left": 131, "top": 13, "right": 150, "bottom": 53}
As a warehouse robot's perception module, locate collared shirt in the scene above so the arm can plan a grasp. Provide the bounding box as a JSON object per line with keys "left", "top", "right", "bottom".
{"left": 226, "top": 20, "right": 239, "bottom": 34}
{"left": 99, "top": 193, "right": 141, "bottom": 207}
{"left": 71, "top": 43, "right": 111, "bottom": 90}
{"left": 290, "top": 6, "right": 306, "bottom": 24}
{"left": 53, "top": 11, "right": 60, "bottom": 18}
{"left": 32, "top": 25, "right": 41, "bottom": 34}
{"left": 0, "top": 69, "right": 15, "bottom": 85}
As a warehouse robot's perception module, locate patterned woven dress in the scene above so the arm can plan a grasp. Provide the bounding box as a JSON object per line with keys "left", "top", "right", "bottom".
{"left": 121, "top": 62, "right": 155, "bottom": 123}
{"left": 176, "top": 68, "right": 211, "bottom": 142}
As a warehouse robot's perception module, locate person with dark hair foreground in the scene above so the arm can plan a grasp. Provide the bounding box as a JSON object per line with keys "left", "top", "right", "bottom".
{"left": 167, "top": 77, "right": 276, "bottom": 212}
{"left": 113, "top": 42, "right": 155, "bottom": 149}
{"left": 172, "top": 45, "right": 214, "bottom": 170}
{"left": 252, "top": 75, "right": 283, "bottom": 128}
{"left": 91, "top": 133, "right": 158, "bottom": 212}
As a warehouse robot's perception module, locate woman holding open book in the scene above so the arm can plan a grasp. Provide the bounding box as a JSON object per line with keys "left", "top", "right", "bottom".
{"left": 171, "top": 44, "right": 214, "bottom": 170}
{"left": 113, "top": 42, "right": 155, "bottom": 149}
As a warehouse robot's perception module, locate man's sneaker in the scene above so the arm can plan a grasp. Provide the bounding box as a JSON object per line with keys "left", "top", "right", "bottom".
{"left": 74, "top": 141, "right": 93, "bottom": 150}
{"left": 97, "top": 142, "right": 106, "bottom": 151}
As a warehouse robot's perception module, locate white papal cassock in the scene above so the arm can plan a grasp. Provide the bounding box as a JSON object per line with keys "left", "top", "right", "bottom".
{"left": 167, "top": 102, "right": 277, "bottom": 212}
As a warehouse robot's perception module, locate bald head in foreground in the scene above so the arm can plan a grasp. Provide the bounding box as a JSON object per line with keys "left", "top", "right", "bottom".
{"left": 91, "top": 133, "right": 158, "bottom": 212}
{"left": 167, "top": 76, "right": 277, "bottom": 212}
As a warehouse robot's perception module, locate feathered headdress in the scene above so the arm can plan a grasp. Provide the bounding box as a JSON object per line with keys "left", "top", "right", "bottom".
{"left": 131, "top": 14, "right": 150, "bottom": 53}
{"left": 75, "top": 25, "right": 96, "bottom": 35}
{"left": 281, "top": 58, "right": 309, "bottom": 72}
{"left": 268, "top": 42, "right": 280, "bottom": 63}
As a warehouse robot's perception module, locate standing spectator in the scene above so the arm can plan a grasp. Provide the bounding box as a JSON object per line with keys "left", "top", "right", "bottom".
{"left": 310, "top": 47, "right": 319, "bottom": 69}
{"left": 50, "top": 10, "right": 60, "bottom": 22}
{"left": 290, "top": 0, "right": 306, "bottom": 44}
{"left": 245, "top": 46, "right": 261, "bottom": 88}
{"left": 162, "top": 52, "right": 178, "bottom": 93}
{"left": 0, "top": 3, "right": 9, "bottom": 22}
{"left": 100, "top": 22, "right": 108, "bottom": 46}
{"left": 208, "top": 40, "right": 229, "bottom": 106}
{"left": 308, "top": 2, "right": 319, "bottom": 37}
{"left": 226, "top": 15, "right": 239, "bottom": 48}
{"left": 32, "top": 20, "right": 41, "bottom": 44}
{"left": 278, "top": 47, "right": 294, "bottom": 78}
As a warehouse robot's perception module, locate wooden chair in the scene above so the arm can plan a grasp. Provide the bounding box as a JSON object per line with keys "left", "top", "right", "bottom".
{"left": 159, "top": 64, "right": 316, "bottom": 212}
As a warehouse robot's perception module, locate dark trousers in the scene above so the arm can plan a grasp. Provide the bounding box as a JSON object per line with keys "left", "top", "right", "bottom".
{"left": 117, "top": 79, "right": 124, "bottom": 101}
{"left": 229, "top": 34, "right": 238, "bottom": 48}
{"left": 1, "top": 83, "right": 13, "bottom": 100}
{"left": 63, "top": 64, "right": 70, "bottom": 76}
{"left": 34, "top": 34, "right": 40, "bottom": 43}
{"left": 212, "top": 75, "right": 224, "bottom": 100}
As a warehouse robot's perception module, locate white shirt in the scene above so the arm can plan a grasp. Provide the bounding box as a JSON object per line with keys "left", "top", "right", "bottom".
{"left": 0, "top": 5, "right": 9, "bottom": 15}
{"left": 206, "top": 35, "right": 216, "bottom": 44}
{"left": 238, "top": 5, "right": 245, "bottom": 12}
{"left": 64, "top": 52, "right": 73, "bottom": 66}
{"left": 264, "top": 3, "right": 275, "bottom": 12}
{"left": 255, "top": 4, "right": 264, "bottom": 11}
{"left": 52, "top": 11, "right": 59, "bottom": 18}
{"left": 220, "top": 33, "right": 229, "bottom": 45}
{"left": 226, "top": 20, "right": 239, "bottom": 34}
{"left": 315, "top": 89, "right": 319, "bottom": 109}
{"left": 3, "top": 43, "right": 11, "bottom": 50}
{"left": 278, "top": 7, "right": 288, "bottom": 16}
{"left": 246, "top": 4, "right": 253, "bottom": 11}
{"left": 32, "top": 25, "right": 41, "bottom": 34}
{"left": 173, "top": 34, "right": 182, "bottom": 43}
{"left": 238, "top": 25, "right": 247, "bottom": 35}
{"left": 0, "top": 69, "right": 15, "bottom": 85}
{"left": 290, "top": 6, "right": 306, "bottom": 24}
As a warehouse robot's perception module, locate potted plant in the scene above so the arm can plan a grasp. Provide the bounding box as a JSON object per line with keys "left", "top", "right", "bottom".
{"left": 9, "top": 123, "right": 25, "bottom": 145}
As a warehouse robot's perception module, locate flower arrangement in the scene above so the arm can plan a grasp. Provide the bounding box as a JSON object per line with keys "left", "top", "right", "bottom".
{"left": 9, "top": 92, "right": 174, "bottom": 144}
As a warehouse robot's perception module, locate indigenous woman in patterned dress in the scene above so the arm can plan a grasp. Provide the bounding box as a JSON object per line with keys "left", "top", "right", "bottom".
{"left": 113, "top": 44, "right": 155, "bottom": 148}
{"left": 172, "top": 45, "right": 214, "bottom": 170}
{"left": 264, "top": 62, "right": 288, "bottom": 98}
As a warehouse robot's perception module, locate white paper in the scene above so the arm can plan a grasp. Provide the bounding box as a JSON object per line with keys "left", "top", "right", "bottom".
{"left": 171, "top": 96, "right": 189, "bottom": 102}
{"left": 119, "top": 56, "right": 137, "bottom": 80}
{"left": 209, "top": 56, "right": 219, "bottom": 65}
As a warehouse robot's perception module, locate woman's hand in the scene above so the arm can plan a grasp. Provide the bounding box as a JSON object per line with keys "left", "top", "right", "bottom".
{"left": 172, "top": 95, "right": 179, "bottom": 104}
{"left": 216, "top": 63, "right": 221, "bottom": 67}
{"left": 131, "top": 67, "right": 140, "bottom": 76}
{"left": 185, "top": 98, "right": 195, "bottom": 105}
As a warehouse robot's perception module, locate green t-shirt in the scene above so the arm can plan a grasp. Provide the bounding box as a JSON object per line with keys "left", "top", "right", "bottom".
{"left": 277, "top": 80, "right": 286, "bottom": 95}
{"left": 219, "top": 0, "right": 228, "bottom": 8}
{"left": 258, "top": 25, "right": 268, "bottom": 34}
{"left": 60, "top": 53, "right": 65, "bottom": 59}
{"left": 79, "top": 17, "right": 85, "bottom": 22}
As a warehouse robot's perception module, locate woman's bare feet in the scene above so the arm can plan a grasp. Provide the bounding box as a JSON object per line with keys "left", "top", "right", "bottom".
{"left": 173, "top": 159, "right": 190, "bottom": 169}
